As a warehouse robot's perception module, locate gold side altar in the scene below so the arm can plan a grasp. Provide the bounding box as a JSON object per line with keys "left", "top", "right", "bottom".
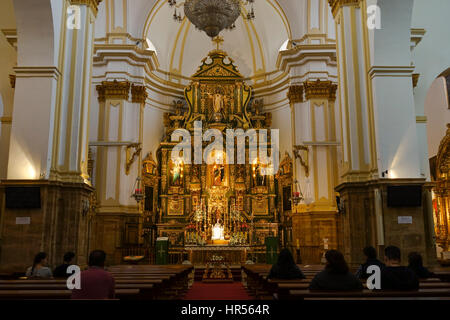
{"left": 142, "top": 42, "right": 282, "bottom": 261}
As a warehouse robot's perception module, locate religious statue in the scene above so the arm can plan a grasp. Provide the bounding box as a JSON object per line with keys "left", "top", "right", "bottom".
{"left": 207, "top": 89, "right": 225, "bottom": 122}
{"left": 170, "top": 161, "right": 183, "bottom": 186}
{"left": 213, "top": 164, "right": 225, "bottom": 186}
{"left": 211, "top": 219, "right": 224, "bottom": 240}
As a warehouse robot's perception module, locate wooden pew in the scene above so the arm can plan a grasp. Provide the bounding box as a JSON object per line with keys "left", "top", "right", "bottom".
{"left": 0, "top": 289, "right": 140, "bottom": 300}
{"left": 0, "top": 265, "right": 194, "bottom": 300}
{"left": 288, "top": 288, "right": 450, "bottom": 300}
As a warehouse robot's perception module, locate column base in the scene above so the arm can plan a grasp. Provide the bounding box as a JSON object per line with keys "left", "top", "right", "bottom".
{"left": 0, "top": 180, "right": 93, "bottom": 272}
{"left": 335, "top": 178, "right": 437, "bottom": 267}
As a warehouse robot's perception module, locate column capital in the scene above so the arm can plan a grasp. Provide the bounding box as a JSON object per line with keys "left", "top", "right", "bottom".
{"left": 328, "top": 0, "right": 361, "bottom": 18}
{"left": 287, "top": 85, "right": 304, "bottom": 104}
{"left": 96, "top": 80, "right": 130, "bottom": 102}
{"left": 304, "top": 80, "right": 338, "bottom": 101}
{"left": 70, "top": 0, "right": 103, "bottom": 17}
{"left": 131, "top": 84, "right": 148, "bottom": 104}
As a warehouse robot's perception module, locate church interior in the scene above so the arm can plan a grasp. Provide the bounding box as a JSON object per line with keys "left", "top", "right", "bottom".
{"left": 0, "top": 0, "right": 450, "bottom": 302}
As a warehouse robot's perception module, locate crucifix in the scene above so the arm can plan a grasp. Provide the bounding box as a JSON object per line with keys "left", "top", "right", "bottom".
{"left": 268, "top": 247, "right": 276, "bottom": 258}
{"left": 158, "top": 247, "right": 165, "bottom": 258}
{"left": 212, "top": 36, "right": 224, "bottom": 50}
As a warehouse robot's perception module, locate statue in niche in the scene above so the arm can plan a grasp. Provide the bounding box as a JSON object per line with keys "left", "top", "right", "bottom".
{"left": 170, "top": 161, "right": 183, "bottom": 186}
{"left": 207, "top": 89, "right": 225, "bottom": 122}
{"left": 254, "top": 162, "right": 266, "bottom": 186}
{"left": 213, "top": 164, "right": 225, "bottom": 186}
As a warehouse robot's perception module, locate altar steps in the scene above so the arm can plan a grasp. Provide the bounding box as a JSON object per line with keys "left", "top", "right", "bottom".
{"left": 193, "top": 267, "right": 242, "bottom": 282}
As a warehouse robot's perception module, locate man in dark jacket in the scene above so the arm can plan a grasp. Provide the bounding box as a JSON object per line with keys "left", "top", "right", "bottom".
{"left": 53, "top": 252, "right": 75, "bottom": 278}
{"left": 355, "top": 246, "right": 385, "bottom": 279}
{"left": 381, "top": 246, "right": 419, "bottom": 291}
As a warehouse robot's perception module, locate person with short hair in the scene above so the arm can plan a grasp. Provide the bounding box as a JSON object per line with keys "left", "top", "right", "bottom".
{"left": 309, "top": 250, "right": 363, "bottom": 291}
{"left": 26, "top": 252, "right": 53, "bottom": 279}
{"left": 380, "top": 246, "right": 419, "bottom": 290}
{"left": 268, "top": 248, "right": 305, "bottom": 280}
{"left": 355, "top": 246, "right": 385, "bottom": 279}
{"left": 71, "top": 250, "right": 115, "bottom": 300}
{"left": 408, "top": 252, "right": 435, "bottom": 279}
{"left": 53, "top": 252, "right": 76, "bottom": 278}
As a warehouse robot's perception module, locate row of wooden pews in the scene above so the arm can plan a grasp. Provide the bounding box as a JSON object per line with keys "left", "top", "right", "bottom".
{"left": 0, "top": 264, "right": 193, "bottom": 300}
{"left": 242, "top": 264, "right": 450, "bottom": 300}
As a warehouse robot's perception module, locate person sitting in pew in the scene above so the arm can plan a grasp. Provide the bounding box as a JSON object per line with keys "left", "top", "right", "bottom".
{"left": 268, "top": 248, "right": 305, "bottom": 280}
{"left": 71, "top": 250, "right": 115, "bottom": 300}
{"left": 408, "top": 252, "right": 435, "bottom": 279}
{"left": 381, "top": 246, "right": 419, "bottom": 291}
{"left": 26, "top": 252, "right": 53, "bottom": 279}
{"left": 53, "top": 251, "right": 75, "bottom": 278}
{"left": 355, "top": 246, "right": 385, "bottom": 280}
{"left": 309, "top": 250, "right": 363, "bottom": 291}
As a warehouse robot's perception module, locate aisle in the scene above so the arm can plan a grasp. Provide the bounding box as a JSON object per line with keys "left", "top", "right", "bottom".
{"left": 183, "top": 282, "right": 253, "bottom": 300}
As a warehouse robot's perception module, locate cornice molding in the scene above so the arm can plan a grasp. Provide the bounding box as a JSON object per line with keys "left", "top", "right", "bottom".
{"left": 328, "top": 0, "right": 361, "bottom": 18}
{"left": 287, "top": 85, "right": 304, "bottom": 104}
{"left": 303, "top": 80, "right": 338, "bottom": 101}
{"left": 131, "top": 84, "right": 148, "bottom": 104}
{"left": 70, "top": 0, "right": 103, "bottom": 17}
{"left": 96, "top": 80, "right": 131, "bottom": 102}
{"left": 14, "top": 66, "right": 61, "bottom": 80}
{"left": 368, "top": 66, "right": 415, "bottom": 79}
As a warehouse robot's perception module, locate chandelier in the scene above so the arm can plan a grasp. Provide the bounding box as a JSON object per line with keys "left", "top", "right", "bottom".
{"left": 168, "top": 0, "right": 256, "bottom": 38}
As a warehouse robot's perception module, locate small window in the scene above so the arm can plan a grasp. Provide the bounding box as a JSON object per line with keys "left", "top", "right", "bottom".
{"left": 279, "top": 39, "right": 290, "bottom": 52}
{"left": 146, "top": 38, "right": 158, "bottom": 55}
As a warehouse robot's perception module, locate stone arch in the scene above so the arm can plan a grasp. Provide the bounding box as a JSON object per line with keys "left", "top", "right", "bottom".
{"left": 425, "top": 70, "right": 450, "bottom": 158}
{"left": 12, "top": 0, "right": 59, "bottom": 66}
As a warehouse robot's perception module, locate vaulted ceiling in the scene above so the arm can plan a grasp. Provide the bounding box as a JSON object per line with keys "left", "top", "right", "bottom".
{"left": 141, "top": 0, "right": 291, "bottom": 81}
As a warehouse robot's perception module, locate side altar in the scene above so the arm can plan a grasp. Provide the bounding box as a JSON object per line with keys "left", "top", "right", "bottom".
{"left": 142, "top": 42, "right": 281, "bottom": 263}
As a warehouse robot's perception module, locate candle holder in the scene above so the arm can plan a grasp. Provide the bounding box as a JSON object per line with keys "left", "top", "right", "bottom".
{"left": 131, "top": 177, "right": 145, "bottom": 203}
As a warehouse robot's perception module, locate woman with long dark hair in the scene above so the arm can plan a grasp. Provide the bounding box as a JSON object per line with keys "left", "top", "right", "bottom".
{"left": 268, "top": 248, "right": 305, "bottom": 279}
{"left": 26, "top": 252, "right": 53, "bottom": 278}
{"left": 408, "top": 252, "right": 435, "bottom": 279}
{"left": 309, "top": 250, "right": 362, "bottom": 291}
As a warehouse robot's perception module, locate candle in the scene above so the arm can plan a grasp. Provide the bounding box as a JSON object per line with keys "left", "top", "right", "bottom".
{"left": 296, "top": 239, "right": 300, "bottom": 249}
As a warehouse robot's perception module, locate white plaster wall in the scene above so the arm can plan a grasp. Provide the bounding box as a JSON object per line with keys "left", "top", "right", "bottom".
{"left": 424, "top": 77, "right": 450, "bottom": 157}
{"left": 142, "top": 106, "right": 165, "bottom": 160}
{"left": 270, "top": 105, "right": 292, "bottom": 159}
{"left": 412, "top": 0, "right": 450, "bottom": 115}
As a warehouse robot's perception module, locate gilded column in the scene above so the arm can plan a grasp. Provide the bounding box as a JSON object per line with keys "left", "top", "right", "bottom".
{"left": 50, "top": 0, "right": 103, "bottom": 183}
{"left": 302, "top": 79, "right": 338, "bottom": 210}
{"left": 287, "top": 85, "right": 304, "bottom": 184}
{"left": 329, "top": 0, "right": 377, "bottom": 182}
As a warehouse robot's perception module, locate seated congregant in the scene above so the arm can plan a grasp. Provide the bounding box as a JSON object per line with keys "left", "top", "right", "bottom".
{"left": 268, "top": 248, "right": 305, "bottom": 280}
{"left": 53, "top": 251, "right": 75, "bottom": 278}
{"left": 26, "top": 252, "right": 53, "bottom": 279}
{"left": 309, "top": 250, "right": 363, "bottom": 291}
{"left": 355, "top": 246, "right": 385, "bottom": 279}
{"left": 71, "top": 250, "right": 115, "bottom": 300}
{"left": 408, "top": 252, "right": 435, "bottom": 279}
{"left": 380, "top": 246, "right": 419, "bottom": 291}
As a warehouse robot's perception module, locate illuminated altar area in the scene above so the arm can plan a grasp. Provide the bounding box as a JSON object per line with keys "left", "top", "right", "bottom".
{"left": 143, "top": 39, "right": 279, "bottom": 263}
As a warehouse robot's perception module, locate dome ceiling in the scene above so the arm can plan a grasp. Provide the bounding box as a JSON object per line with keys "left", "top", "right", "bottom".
{"left": 143, "top": 0, "right": 291, "bottom": 82}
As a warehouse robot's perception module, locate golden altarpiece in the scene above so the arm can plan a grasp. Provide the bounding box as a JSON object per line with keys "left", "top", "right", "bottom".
{"left": 142, "top": 47, "right": 281, "bottom": 263}
{"left": 431, "top": 124, "right": 450, "bottom": 263}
